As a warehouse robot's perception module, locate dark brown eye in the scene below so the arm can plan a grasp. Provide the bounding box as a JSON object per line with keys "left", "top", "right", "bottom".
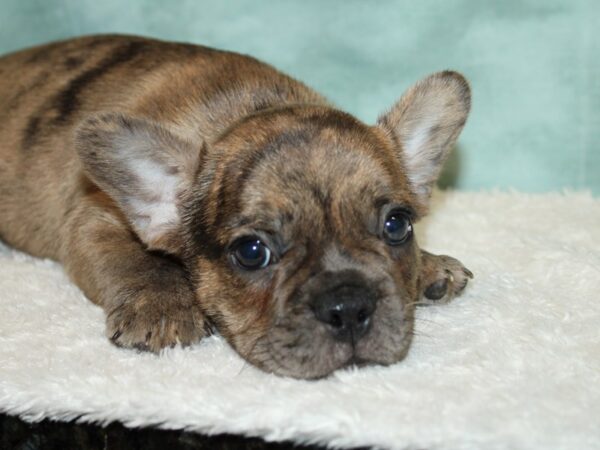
{"left": 383, "top": 212, "right": 413, "bottom": 245}
{"left": 232, "top": 238, "right": 272, "bottom": 270}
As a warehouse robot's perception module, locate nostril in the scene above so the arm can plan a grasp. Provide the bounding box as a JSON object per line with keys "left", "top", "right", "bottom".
{"left": 356, "top": 308, "right": 369, "bottom": 325}
{"left": 329, "top": 311, "right": 343, "bottom": 329}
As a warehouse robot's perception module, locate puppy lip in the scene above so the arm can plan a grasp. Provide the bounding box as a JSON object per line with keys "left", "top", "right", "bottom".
{"left": 346, "top": 355, "right": 372, "bottom": 367}
{"left": 344, "top": 355, "right": 371, "bottom": 368}
{"left": 306, "top": 355, "right": 368, "bottom": 380}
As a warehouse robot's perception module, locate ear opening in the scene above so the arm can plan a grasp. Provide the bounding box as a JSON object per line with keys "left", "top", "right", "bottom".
{"left": 75, "top": 113, "right": 203, "bottom": 254}
{"left": 377, "top": 71, "right": 471, "bottom": 210}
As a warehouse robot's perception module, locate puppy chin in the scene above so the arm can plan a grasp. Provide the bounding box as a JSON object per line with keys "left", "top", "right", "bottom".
{"left": 270, "top": 349, "right": 353, "bottom": 380}
{"left": 257, "top": 337, "right": 412, "bottom": 380}
{"left": 248, "top": 336, "right": 353, "bottom": 380}
{"left": 246, "top": 318, "right": 413, "bottom": 379}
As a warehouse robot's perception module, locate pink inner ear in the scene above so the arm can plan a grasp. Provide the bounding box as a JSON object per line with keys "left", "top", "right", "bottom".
{"left": 75, "top": 112, "right": 202, "bottom": 254}
{"left": 377, "top": 72, "right": 471, "bottom": 206}
{"left": 125, "top": 158, "right": 182, "bottom": 246}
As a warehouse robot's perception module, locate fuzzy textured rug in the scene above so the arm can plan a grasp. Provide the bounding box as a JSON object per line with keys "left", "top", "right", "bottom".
{"left": 1, "top": 191, "right": 599, "bottom": 450}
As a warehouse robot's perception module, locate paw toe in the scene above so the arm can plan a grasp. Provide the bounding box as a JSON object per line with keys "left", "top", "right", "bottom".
{"left": 424, "top": 278, "right": 449, "bottom": 300}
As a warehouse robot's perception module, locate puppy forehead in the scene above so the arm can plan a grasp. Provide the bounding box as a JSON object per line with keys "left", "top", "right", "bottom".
{"left": 237, "top": 129, "right": 397, "bottom": 225}
{"left": 208, "top": 107, "right": 415, "bottom": 243}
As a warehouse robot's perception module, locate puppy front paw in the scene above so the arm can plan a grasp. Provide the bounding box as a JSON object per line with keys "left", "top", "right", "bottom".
{"left": 106, "top": 287, "right": 207, "bottom": 352}
{"left": 420, "top": 253, "right": 473, "bottom": 305}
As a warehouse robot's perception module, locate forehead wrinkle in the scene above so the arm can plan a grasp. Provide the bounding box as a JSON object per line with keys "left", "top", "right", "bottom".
{"left": 229, "top": 122, "right": 407, "bottom": 246}
{"left": 212, "top": 126, "right": 313, "bottom": 231}
{"left": 303, "top": 134, "right": 398, "bottom": 191}
{"left": 308, "top": 148, "right": 396, "bottom": 215}
{"left": 238, "top": 142, "right": 396, "bottom": 243}
{"left": 314, "top": 121, "right": 402, "bottom": 186}
{"left": 236, "top": 184, "right": 326, "bottom": 251}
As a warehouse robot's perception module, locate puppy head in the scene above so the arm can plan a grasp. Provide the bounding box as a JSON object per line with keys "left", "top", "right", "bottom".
{"left": 77, "top": 71, "right": 470, "bottom": 378}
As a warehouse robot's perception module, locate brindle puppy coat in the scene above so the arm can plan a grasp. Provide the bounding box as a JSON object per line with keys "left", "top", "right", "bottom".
{"left": 0, "top": 35, "right": 472, "bottom": 379}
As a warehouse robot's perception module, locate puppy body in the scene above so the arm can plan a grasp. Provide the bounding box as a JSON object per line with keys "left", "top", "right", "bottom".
{"left": 0, "top": 35, "right": 472, "bottom": 378}
{"left": 0, "top": 35, "right": 324, "bottom": 255}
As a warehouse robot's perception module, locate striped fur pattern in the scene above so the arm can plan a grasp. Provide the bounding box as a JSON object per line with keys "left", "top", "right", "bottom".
{"left": 0, "top": 35, "right": 472, "bottom": 378}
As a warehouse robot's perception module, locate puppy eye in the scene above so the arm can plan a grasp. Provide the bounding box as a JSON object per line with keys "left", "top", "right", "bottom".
{"left": 382, "top": 211, "right": 413, "bottom": 245}
{"left": 231, "top": 238, "right": 272, "bottom": 270}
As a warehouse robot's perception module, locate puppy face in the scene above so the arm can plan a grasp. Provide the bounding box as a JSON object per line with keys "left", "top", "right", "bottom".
{"left": 77, "top": 71, "right": 470, "bottom": 378}
{"left": 187, "top": 107, "right": 423, "bottom": 378}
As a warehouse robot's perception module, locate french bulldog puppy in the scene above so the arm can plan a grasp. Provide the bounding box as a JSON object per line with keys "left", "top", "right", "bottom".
{"left": 0, "top": 35, "right": 472, "bottom": 379}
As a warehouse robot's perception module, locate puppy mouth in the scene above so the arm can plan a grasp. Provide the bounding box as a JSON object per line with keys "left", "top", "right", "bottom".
{"left": 260, "top": 335, "right": 408, "bottom": 379}
{"left": 242, "top": 290, "right": 413, "bottom": 379}
{"left": 342, "top": 354, "right": 371, "bottom": 369}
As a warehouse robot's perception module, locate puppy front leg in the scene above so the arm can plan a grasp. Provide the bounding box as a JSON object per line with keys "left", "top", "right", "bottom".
{"left": 418, "top": 250, "right": 473, "bottom": 305}
{"left": 62, "top": 200, "right": 206, "bottom": 352}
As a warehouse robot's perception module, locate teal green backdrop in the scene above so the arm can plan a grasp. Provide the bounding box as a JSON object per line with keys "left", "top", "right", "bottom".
{"left": 1, "top": 0, "right": 598, "bottom": 193}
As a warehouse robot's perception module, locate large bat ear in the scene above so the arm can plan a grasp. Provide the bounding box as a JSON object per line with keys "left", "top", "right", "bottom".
{"left": 75, "top": 113, "right": 203, "bottom": 254}
{"left": 377, "top": 71, "right": 471, "bottom": 211}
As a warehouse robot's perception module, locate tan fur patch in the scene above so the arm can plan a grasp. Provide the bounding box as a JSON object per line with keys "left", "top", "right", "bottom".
{"left": 0, "top": 35, "right": 472, "bottom": 378}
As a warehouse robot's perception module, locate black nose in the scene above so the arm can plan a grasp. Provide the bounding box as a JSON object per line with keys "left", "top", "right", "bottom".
{"left": 312, "top": 284, "right": 377, "bottom": 343}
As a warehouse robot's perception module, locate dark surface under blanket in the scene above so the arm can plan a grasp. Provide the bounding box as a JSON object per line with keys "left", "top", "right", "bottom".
{"left": 0, "top": 413, "right": 368, "bottom": 450}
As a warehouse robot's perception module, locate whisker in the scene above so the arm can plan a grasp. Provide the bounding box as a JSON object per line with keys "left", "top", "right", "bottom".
{"left": 405, "top": 300, "right": 437, "bottom": 308}
{"left": 414, "top": 317, "right": 445, "bottom": 327}
{"left": 235, "top": 360, "right": 251, "bottom": 376}
{"left": 409, "top": 330, "right": 436, "bottom": 340}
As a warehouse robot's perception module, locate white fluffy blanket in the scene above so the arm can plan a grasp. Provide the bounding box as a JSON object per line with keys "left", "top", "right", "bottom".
{"left": 1, "top": 191, "right": 599, "bottom": 449}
